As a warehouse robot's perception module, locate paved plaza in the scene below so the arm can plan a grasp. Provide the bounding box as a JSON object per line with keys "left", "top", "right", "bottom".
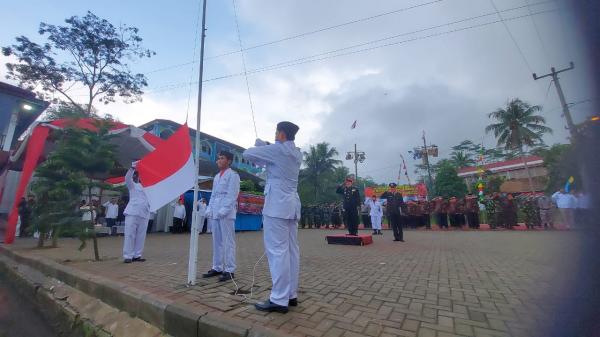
{"left": 5, "top": 229, "right": 583, "bottom": 337}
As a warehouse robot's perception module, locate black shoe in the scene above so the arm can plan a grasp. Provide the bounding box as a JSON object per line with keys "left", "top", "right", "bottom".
{"left": 255, "top": 300, "right": 289, "bottom": 313}
{"left": 288, "top": 298, "right": 298, "bottom": 307}
{"left": 393, "top": 239, "right": 399, "bottom": 241}
{"left": 133, "top": 257, "right": 146, "bottom": 262}
{"left": 202, "top": 269, "right": 222, "bottom": 278}
{"left": 399, "top": 239, "right": 405, "bottom": 242}
{"left": 124, "top": 259, "right": 133, "bottom": 263}
{"left": 218, "top": 272, "right": 234, "bottom": 282}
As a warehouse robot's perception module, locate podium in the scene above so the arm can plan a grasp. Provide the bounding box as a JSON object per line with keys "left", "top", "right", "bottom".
{"left": 326, "top": 234, "right": 373, "bottom": 246}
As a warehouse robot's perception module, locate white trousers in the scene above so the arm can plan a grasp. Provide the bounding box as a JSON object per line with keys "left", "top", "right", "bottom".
{"left": 263, "top": 216, "right": 300, "bottom": 306}
{"left": 371, "top": 215, "right": 382, "bottom": 230}
{"left": 210, "top": 218, "right": 236, "bottom": 273}
{"left": 123, "top": 215, "right": 148, "bottom": 259}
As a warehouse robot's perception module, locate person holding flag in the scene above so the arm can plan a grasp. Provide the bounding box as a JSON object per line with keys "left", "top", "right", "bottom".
{"left": 123, "top": 162, "right": 151, "bottom": 263}
{"left": 243, "top": 121, "right": 302, "bottom": 314}
{"left": 202, "top": 151, "right": 240, "bottom": 282}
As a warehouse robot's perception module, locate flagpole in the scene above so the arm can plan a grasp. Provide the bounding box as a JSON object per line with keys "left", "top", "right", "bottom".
{"left": 188, "top": 0, "right": 208, "bottom": 286}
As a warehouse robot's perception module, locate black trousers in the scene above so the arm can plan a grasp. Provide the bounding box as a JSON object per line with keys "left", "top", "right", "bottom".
{"left": 423, "top": 214, "right": 431, "bottom": 229}
{"left": 344, "top": 209, "right": 359, "bottom": 235}
{"left": 467, "top": 212, "right": 479, "bottom": 228}
{"left": 171, "top": 218, "right": 184, "bottom": 233}
{"left": 437, "top": 213, "right": 448, "bottom": 228}
{"left": 106, "top": 218, "right": 116, "bottom": 227}
{"left": 389, "top": 213, "right": 403, "bottom": 240}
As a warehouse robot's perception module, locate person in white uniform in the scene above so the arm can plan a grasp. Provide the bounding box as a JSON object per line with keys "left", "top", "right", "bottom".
{"left": 103, "top": 198, "right": 119, "bottom": 228}
{"left": 171, "top": 198, "right": 187, "bottom": 233}
{"left": 243, "top": 121, "right": 302, "bottom": 314}
{"left": 366, "top": 194, "right": 383, "bottom": 235}
{"left": 202, "top": 151, "right": 240, "bottom": 282}
{"left": 123, "top": 162, "right": 151, "bottom": 263}
{"left": 552, "top": 189, "right": 577, "bottom": 229}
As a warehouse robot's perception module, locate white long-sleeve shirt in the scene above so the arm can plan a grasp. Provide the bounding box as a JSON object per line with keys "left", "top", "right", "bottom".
{"left": 365, "top": 199, "right": 383, "bottom": 217}
{"left": 552, "top": 191, "right": 577, "bottom": 209}
{"left": 124, "top": 168, "right": 151, "bottom": 219}
{"left": 173, "top": 204, "right": 186, "bottom": 220}
{"left": 243, "top": 139, "right": 302, "bottom": 220}
{"left": 103, "top": 202, "right": 119, "bottom": 219}
{"left": 205, "top": 168, "right": 240, "bottom": 220}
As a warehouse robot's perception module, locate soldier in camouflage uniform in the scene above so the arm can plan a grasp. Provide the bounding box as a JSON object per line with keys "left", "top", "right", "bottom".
{"left": 520, "top": 195, "right": 536, "bottom": 229}
{"left": 306, "top": 205, "right": 314, "bottom": 229}
{"left": 300, "top": 206, "right": 307, "bottom": 228}
{"left": 484, "top": 193, "right": 500, "bottom": 229}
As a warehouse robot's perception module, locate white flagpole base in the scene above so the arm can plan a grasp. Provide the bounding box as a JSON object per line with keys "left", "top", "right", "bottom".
{"left": 187, "top": 214, "right": 203, "bottom": 285}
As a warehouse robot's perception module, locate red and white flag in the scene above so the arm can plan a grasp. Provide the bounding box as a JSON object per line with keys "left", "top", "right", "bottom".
{"left": 351, "top": 120, "right": 357, "bottom": 129}
{"left": 136, "top": 124, "right": 196, "bottom": 212}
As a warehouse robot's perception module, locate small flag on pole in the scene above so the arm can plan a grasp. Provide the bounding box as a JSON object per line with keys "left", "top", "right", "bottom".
{"left": 351, "top": 120, "right": 357, "bottom": 129}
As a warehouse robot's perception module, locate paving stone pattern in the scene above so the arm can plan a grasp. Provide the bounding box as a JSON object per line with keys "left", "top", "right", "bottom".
{"left": 8, "top": 229, "right": 582, "bottom": 337}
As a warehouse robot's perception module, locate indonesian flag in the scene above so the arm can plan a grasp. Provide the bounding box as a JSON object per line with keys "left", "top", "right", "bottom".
{"left": 136, "top": 124, "right": 196, "bottom": 212}
{"left": 351, "top": 120, "right": 357, "bottom": 129}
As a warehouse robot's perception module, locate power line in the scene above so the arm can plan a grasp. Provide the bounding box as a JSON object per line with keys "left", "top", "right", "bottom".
{"left": 144, "top": 0, "right": 445, "bottom": 75}
{"left": 206, "top": 0, "right": 445, "bottom": 59}
{"left": 145, "top": 6, "right": 559, "bottom": 94}
{"left": 489, "top": 0, "right": 536, "bottom": 74}
{"left": 185, "top": 0, "right": 204, "bottom": 121}
{"left": 231, "top": 0, "right": 258, "bottom": 138}
{"left": 524, "top": 0, "right": 552, "bottom": 66}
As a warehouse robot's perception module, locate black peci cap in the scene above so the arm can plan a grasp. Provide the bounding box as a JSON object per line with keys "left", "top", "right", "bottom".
{"left": 276, "top": 121, "right": 300, "bottom": 140}
{"left": 389, "top": 183, "right": 397, "bottom": 188}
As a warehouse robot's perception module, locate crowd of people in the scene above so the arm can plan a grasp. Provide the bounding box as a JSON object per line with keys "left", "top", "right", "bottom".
{"left": 298, "top": 187, "right": 591, "bottom": 232}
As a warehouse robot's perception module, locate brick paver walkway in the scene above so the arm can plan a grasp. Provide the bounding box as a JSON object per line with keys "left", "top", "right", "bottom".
{"left": 7, "top": 229, "right": 581, "bottom": 337}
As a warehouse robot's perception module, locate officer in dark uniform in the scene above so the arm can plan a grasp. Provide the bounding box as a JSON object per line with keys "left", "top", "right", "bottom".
{"left": 336, "top": 177, "right": 361, "bottom": 235}
{"left": 380, "top": 183, "right": 405, "bottom": 242}
{"left": 300, "top": 206, "right": 307, "bottom": 228}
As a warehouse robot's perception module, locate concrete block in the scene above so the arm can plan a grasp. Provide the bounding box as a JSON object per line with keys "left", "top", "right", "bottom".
{"left": 198, "top": 313, "right": 251, "bottom": 337}
{"left": 164, "top": 303, "right": 204, "bottom": 337}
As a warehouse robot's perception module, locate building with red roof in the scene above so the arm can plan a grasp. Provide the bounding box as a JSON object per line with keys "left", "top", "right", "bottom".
{"left": 457, "top": 155, "right": 547, "bottom": 193}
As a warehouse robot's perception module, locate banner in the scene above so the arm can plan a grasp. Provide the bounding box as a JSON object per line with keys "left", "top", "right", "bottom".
{"left": 364, "top": 183, "right": 427, "bottom": 198}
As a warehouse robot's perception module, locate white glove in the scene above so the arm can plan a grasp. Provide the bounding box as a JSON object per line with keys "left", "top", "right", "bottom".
{"left": 255, "top": 138, "right": 267, "bottom": 146}
{"left": 131, "top": 160, "right": 139, "bottom": 168}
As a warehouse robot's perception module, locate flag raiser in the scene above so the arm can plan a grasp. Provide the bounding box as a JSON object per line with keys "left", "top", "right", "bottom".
{"left": 136, "top": 124, "right": 196, "bottom": 212}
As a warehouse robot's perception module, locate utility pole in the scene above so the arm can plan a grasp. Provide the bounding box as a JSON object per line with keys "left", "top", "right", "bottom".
{"left": 422, "top": 132, "right": 433, "bottom": 188}
{"left": 345, "top": 144, "right": 366, "bottom": 184}
{"left": 533, "top": 62, "right": 576, "bottom": 140}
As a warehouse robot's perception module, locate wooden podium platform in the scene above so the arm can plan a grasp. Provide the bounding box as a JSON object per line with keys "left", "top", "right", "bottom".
{"left": 326, "top": 234, "right": 373, "bottom": 246}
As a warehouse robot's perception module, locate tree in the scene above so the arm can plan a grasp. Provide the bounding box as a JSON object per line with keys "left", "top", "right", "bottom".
{"left": 538, "top": 143, "right": 580, "bottom": 193}
{"left": 449, "top": 151, "right": 475, "bottom": 168}
{"left": 53, "top": 118, "right": 118, "bottom": 260}
{"left": 2, "top": 12, "right": 154, "bottom": 116}
{"left": 30, "top": 154, "right": 86, "bottom": 248}
{"left": 485, "top": 98, "right": 553, "bottom": 191}
{"left": 301, "top": 143, "right": 341, "bottom": 203}
{"left": 433, "top": 161, "right": 467, "bottom": 198}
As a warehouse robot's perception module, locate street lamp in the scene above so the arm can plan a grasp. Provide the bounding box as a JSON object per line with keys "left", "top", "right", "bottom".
{"left": 346, "top": 144, "right": 366, "bottom": 183}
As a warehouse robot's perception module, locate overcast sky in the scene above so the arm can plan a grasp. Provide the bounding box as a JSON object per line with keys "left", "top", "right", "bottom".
{"left": 0, "top": 0, "right": 595, "bottom": 183}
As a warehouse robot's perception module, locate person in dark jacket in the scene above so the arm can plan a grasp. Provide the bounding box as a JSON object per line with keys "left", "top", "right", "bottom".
{"left": 380, "top": 183, "right": 405, "bottom": 242}
{"left": 336, "top": 177, "right": 361, "bottom": 235}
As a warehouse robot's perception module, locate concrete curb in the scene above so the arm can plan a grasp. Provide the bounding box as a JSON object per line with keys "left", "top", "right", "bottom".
{"left": 0, "top": 253, "right": 110, "bottom": 337}
{"left": 0, "top": 245, "right": 291, "bottom": 337}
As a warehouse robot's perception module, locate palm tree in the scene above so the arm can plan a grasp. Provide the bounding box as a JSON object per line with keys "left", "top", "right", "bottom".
{"left": 301, "top": 143, "right": 341, "bottom": 203}
{"left": 449, "top": 151, "right": 476, "bottom": 168}
{"left": 485, "top": 98, "right": 553, "bottom": 191}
